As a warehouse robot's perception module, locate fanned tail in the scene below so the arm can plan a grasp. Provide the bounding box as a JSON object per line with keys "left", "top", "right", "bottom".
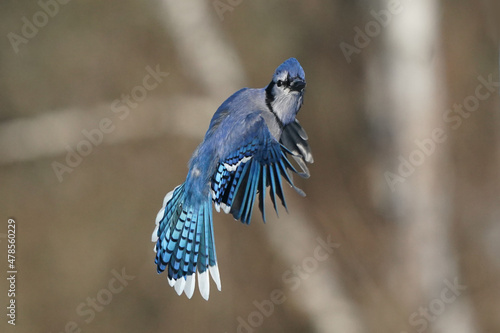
{"left": 152, "top": 183, "right": 221, "bottom": 300}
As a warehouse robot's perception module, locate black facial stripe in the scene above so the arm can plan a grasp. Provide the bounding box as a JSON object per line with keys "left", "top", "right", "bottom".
{"left": 265, "top": 80, "right": 284, "bottom": 129}
{"left": 265, "top": 80, "right": 275, "bottom": 107}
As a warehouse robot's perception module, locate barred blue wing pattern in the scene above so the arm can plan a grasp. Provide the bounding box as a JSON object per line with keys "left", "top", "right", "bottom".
{"left": 211, "top": 144, "right": 254, "bottom": 215}
{"left": 211, "top": 123, "right": 306, "bottom": 224}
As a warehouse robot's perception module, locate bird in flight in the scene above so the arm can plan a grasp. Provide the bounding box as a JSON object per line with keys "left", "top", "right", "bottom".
{"left": 152, "top": 58, "right": 313, "bottom": 300}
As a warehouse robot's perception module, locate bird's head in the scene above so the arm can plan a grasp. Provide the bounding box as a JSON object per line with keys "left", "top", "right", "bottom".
{"left": 265, "top": 58, "right": 306, "bottom": 126}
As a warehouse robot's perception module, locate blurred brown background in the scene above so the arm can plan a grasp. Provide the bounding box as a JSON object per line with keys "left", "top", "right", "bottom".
{"left": 0, "top": 0, "right": 499, "bottom": 332}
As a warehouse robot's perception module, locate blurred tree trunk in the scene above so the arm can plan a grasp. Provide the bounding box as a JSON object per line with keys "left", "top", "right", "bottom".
{"left": 160, "top": 0, "right": 245, "bottom": 98}
{"left": 266, "top": 203, "right": 367, "bottom": 333}
{"left": 367, "top": 0, "right": 477, "bottom": 332}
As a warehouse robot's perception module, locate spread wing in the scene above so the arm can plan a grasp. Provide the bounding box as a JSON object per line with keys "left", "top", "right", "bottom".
{"left": 211, "top": 116, "right": 313, "bottom": 224}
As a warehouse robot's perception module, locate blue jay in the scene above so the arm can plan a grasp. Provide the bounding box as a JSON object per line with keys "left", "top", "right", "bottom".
{"left": 152, "top": 58, "right": 313, "bottom": 300}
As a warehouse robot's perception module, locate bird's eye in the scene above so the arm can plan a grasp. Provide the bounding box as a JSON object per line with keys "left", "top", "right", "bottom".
{"left": 276, "top": 80, "right": 283, "bottom": 87}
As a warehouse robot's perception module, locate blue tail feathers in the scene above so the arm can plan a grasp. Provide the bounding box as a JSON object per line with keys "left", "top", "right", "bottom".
{"left": 152, "top": 183, "right": 221, "bottom": 300}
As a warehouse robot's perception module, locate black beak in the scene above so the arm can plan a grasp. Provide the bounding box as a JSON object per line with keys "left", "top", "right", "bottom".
{"left": 290, "top": 79, "right": 306, "bottom": 92}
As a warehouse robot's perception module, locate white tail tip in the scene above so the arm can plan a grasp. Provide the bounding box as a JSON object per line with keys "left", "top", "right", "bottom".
{"left": 166, "top": 265, "right": 221, "bottom": 300}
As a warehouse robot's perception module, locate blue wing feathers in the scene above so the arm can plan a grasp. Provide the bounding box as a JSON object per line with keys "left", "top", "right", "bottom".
{"left": 210, "top": 121, "right": 308, "bottom": 224}
{"left": 267, "top": 163, "right": 279, "bottom": 216}
{"left": 258, "top": 165, "right": 267, "bottom": 222}
{"left": 244, "top": 162, "right": 260, "bottom": 223}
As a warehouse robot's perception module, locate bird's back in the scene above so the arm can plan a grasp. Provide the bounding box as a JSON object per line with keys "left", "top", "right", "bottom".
{"left": 204, "top": 88, "right": 282, "bottom": 159}
{"left": 184, "top": 88, "right": 276, "bottom": 200}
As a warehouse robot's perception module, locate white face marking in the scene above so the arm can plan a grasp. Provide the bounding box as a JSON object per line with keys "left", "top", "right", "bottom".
{"left": 271, "top": 82, "right": 304, "bottom": 124}
{"left": 268, "top": 61, "right": 306, "bottom": 126}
